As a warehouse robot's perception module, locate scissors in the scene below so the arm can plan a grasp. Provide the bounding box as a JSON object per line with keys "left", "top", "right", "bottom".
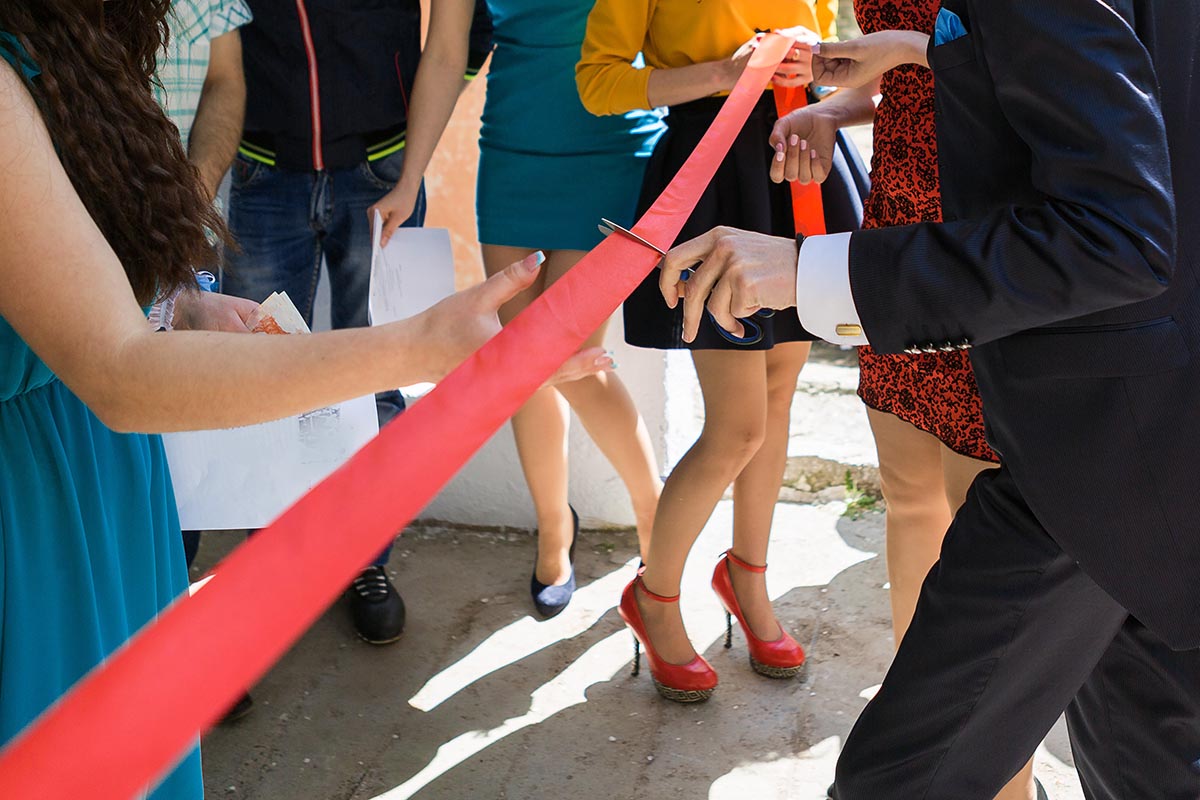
{"left": 598, "top": 218, "right": 774, "bottom": 347}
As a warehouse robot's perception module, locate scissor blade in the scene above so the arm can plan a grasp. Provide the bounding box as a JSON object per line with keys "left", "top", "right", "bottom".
{"left": 598, "top": 218, "right": 667, "bottom": 256}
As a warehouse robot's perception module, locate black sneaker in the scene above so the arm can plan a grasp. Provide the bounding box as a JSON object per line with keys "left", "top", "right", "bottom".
{"left": 349, "top": 565, "right": 406, "bottom": 644}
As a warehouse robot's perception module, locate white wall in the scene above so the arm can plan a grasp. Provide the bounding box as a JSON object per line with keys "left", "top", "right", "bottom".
{"left": 415, "top": 312, "right": 701, "bottom": 531}
{"left": 313, "top": 256, "right": 702, "bottom": 532}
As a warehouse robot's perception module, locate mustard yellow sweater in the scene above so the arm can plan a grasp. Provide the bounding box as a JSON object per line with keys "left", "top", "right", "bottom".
{"left": 577, "top": 0, "right": 838, "bottom": 116}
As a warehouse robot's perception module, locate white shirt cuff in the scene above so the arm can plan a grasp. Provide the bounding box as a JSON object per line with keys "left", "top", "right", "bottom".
{"left": 795, "top": 232, "right": 868, "bottom": 346}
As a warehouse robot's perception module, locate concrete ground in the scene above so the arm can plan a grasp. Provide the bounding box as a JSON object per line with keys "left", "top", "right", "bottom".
{"left": 193, "top": 347, "right": 1086, "bottom": 800}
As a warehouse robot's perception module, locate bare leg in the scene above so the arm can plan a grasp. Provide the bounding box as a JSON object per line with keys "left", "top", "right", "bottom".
{"left": 867, "top": 408, "right": 952, "bottom": 643}
{"left": 482, "top": 245, "right": 662, "bottom": 587}
{"left": 639, "top": 350, "right": 768, "bottom": 664}
{"left": 941, "top": 444, "right": 1000, "bottom": 513}
{"left": 483, "top": 245, "right": 571, "bottom": 586}
{"left": 544, "top": 250, "right": 662, "bottom": 560}
{"left": 728, "top": 342, "right": 811, "bottom": 640}
{"left": 868, "top": 408, "right": 1033, "bottom": 800}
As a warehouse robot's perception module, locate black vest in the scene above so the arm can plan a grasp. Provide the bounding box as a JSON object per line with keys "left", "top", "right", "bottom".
{"left": 241, "top": 0, "right": 492, "bottom": 171}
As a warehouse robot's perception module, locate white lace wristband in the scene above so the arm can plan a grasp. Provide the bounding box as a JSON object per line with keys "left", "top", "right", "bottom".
{"left": 148, "top": 284, "right": 186, "bottom": 332}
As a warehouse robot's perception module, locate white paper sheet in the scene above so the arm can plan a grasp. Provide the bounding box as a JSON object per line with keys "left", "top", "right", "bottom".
{"left": 368, "top": 214, "right": 456, "bottom": 326}
{"left": 163, "top": 395, "right": 379, "bottom": 530}
{"left": 165, "top": 224, "right": 455, "bottom": 530}
{"left": 164, "top": 291, "right": 379, "bottom": 530}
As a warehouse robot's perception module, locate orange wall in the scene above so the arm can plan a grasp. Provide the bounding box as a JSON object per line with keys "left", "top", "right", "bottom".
{"left": 425, "top": 74, "right": 490, "bottom": 291}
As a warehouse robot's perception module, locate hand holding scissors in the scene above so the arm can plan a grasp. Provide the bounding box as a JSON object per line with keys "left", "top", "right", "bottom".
{"left": 598, "top": 219, "right": 774, "bottom": 346}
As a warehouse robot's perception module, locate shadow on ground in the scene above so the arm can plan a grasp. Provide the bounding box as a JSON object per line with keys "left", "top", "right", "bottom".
{"left": 193, "top": 502, "right": 1079, "bottom": 800}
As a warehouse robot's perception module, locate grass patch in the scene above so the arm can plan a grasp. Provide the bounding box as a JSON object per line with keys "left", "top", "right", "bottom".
{"left": 842, "top": 470, "right": 881, "bottom": 519}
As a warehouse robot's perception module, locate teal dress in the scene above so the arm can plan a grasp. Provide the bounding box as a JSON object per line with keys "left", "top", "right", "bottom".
{"left": 476, "top": 0, "right": 664, "bottom": 251}
{"left": 0, "top": 36, "right": 202, "bottom": 799}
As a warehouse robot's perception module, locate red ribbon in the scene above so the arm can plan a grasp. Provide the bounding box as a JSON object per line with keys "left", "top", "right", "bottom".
{"left": 0, "top": 34, "right": 797, "bottom": 799}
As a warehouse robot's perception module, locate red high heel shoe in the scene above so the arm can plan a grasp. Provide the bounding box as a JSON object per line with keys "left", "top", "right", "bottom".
{"left": 711, "top": 549, "right": 806, "bottom": 679}
{"left": 618, "top": 572, "right": 718, "bottom": 703}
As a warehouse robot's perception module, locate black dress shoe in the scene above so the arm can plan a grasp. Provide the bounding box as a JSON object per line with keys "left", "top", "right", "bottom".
{"left": 219, "top": 692, "right": 255, "bottom": 724}
{"left": 530, "top": 506, "right": 578, "bottom": 619}
{"left": 349, "top": 565, "right": 406, "bottom": 644}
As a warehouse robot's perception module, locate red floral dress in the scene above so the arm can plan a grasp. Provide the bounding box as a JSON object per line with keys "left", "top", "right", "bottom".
{"left": 854, "top": 0, "right": 998, "bottom": 462}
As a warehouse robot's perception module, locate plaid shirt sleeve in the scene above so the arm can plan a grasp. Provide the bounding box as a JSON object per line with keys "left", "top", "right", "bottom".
{"left": 208, "top": 0, "right": 253, "bottom": 39}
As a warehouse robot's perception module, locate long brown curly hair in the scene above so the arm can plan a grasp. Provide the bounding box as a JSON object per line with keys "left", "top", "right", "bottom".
{"left": 0, "top": 0, "right": 230, "bottom": 304}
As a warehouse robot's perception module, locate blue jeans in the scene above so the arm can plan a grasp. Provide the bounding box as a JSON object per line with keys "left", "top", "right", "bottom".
{"left": 223, "top": 149, "right": 426, "bottom": 568}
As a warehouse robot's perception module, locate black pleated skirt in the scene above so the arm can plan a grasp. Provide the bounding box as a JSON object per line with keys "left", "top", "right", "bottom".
{"left": 623, "top": 92, "right": 815, "bottom": 351}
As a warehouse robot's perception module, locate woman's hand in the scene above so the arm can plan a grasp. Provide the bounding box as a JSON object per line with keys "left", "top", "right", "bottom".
{"left": 772, "top": 27, "right": 820, "bottom": 87}
{"left": 811, "top": 30, "right": 931, "bottom": 88}
{"left": 174, "top": 291, "right": 259, "bottom": 333}
{"left": 769, "top": 105, "right": 841, "bottom": 184}
{"left": 407, "top": 253, "right": 612, "bottom": 385}
{"left": 368, "top": 181, "right": 422, "bottom": 248}
{"left": 546, "top": 346, "right": 615, "bottom": 387}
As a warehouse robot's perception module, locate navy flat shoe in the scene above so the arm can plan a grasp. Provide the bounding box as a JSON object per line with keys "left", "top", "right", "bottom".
{"left": 531, "top": 505, "right": 578, "bottom": 619}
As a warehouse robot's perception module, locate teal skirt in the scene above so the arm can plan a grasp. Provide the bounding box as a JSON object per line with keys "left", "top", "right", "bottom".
{"left": 0, "top": 380, "right": 200, "bottom": 799}
{"left": 477, "top": 40, "right": 663, "bottom": 252}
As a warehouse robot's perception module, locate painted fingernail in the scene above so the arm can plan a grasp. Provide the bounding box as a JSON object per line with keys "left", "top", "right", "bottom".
{"left": 775, "top": 150, "right": 786, "bottom": 162}
{"left": 811, "top": 149, "right": 818, "bottom": 159}
{"left": 812, "top": 42, "right": 821, "bottom": 55}
{"left": 595, "top": 355, "right": 614, "bottom": 367}
{"left": 789, "top": 134, "right": 800, "bottom": 146}
{"left": 800, "top": 139, "right": 808, "bottom": 151}
{"left": 522, "top": 251, "right": 545, "bottom": 271}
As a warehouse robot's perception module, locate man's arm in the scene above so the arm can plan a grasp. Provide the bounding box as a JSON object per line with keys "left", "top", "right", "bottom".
{"left": 188, "top": 29, "right": 245, "bottom": 200}
{"left": 727, "top": 0, "right": 1176, "bottom": 351}
{"left": 664, "top": 1, "right": 1177, "bottom": 350}
{"left": 842, "top": 0, "right": 1176, "bottom": 352}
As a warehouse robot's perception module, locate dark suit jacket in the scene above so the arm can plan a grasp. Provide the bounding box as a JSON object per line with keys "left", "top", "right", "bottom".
{"left": 849, "top": 0, "right": 1200, "bottom": 648}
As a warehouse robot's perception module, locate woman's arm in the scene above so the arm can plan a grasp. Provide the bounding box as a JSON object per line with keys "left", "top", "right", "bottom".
{"left": 577, "top": 0, "right": 756, "bottom": 113}
{"left": 644, "top": 56, "right": 747, "bottom": 109}
{"left": 578, "top": 3, "right": 816, "bottom": 114}
{"left": 811, "top": 31, "right": 930, "bottom": 88}
{"left": 368, "top": 0, "right": 476, "bottom": 246}
{"left": 576, "top": 0, "right": 659, "bottom": 115}
{"left": 768, "top": 80, "right": 880, "bottom": 184}
{"left": 0, "top": 67, "right": 551, "bottom": 434}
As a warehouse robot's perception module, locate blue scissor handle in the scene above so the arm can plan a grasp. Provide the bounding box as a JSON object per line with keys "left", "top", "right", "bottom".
{"left": 680, "top": 268, "right": 772, "bottom": 346}
{"left": 710, "top": 312, "right": 765, "bottom": 346}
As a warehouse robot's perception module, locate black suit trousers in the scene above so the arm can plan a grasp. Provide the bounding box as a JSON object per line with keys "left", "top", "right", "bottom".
{"left": 832, "top": 467, "right": 1200, "bottom": 799}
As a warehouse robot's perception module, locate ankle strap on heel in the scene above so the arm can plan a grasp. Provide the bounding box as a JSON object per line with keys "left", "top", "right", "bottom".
{"left": 635, "top": 573, "right": 680, "bottom": 603}
{"left": 724, "top": 549, "right": 767, "bottom": 574}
